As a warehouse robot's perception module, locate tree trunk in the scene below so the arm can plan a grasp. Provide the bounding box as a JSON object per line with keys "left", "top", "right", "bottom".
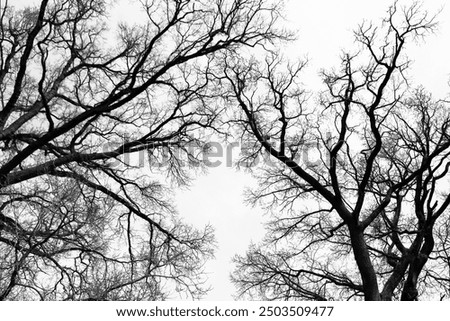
{"left": 401, "top": 226, "right": 434, "bottom": 301}
{"left": 380, "top": 257, "right": 410, "bottom": 300}
{"left": 349, "top": 225, "right": 381, "bottom": 300}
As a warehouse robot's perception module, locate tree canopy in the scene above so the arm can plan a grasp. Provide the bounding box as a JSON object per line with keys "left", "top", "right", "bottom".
{"left": 1, "top": 0, "right": 449, "bottom": 302}
{"left": 223, "top": 2, "right": 450, "bottom": 300}
{"left": 0, "top": 0, "right": 285, "bottom": 300}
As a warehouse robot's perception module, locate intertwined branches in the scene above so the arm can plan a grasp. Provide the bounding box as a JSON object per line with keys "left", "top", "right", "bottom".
{"left": 224, "top": 2, "right": 450, "bottom": 300}
{"left": 0, "top": 0, "right": 286, "bottom": 300}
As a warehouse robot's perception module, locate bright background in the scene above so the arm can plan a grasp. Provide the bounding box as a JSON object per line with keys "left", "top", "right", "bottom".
{"left": 10, "top": 0, "right": 450, "bottom": 301}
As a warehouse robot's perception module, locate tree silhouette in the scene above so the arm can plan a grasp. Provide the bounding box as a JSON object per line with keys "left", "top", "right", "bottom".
{"left": 0, "top": 0, "right": 285, "bottom": 300}
{"left": 221, "top": 2, "right": 450, "bottom": 300}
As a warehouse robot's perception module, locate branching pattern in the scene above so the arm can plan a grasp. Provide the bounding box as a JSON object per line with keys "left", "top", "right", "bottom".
{"left": 0, "top": 0, "right": 285, "bottom": 300}
{"left": 223, "top": 2, "right": 450, "bottom": 301}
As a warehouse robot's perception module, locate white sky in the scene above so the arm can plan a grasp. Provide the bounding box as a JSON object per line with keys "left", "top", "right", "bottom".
{"left": 10, "top": 0, "right": 450, "bottom": 301}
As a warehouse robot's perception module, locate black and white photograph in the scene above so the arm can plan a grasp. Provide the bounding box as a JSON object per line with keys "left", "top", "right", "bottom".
{"left": 1, "top": 0, "right": 450, "bottom": 318}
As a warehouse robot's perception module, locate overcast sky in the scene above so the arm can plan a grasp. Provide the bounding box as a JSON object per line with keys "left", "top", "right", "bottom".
{"left": 12, "top": 0, "right": 450, "bottom": 301}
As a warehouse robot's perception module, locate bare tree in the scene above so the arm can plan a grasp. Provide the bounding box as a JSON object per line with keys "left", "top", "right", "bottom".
{"left": 219, "top": 2, "right": 450, "bottom": 300}
{"left": 0, "top": 0, "right": 286, "bottom": 300}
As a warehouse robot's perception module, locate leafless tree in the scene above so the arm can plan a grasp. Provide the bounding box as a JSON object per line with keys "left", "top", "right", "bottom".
{"left": 0, "top": 0, "right": 286, "bottom": 300}
{"left": 219, "top": 2, "right": 450, "bottom": 300}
